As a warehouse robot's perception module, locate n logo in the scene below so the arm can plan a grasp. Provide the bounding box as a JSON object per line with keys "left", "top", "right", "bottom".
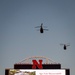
{"left": 32, "top": 60, "right": 43, "bottom": 69}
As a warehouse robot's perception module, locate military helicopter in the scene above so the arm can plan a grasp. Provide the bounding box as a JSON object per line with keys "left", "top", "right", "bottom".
{"left": 60, "top": 43, "right": 70, "bottom": 50}
{"left": 35, "top": 23, "right": 48, "bottom": 33}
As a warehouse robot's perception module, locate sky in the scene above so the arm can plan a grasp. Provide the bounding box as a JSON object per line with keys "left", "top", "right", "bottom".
{"left": 0, "top": 0, "right": 75, "bottom": 75}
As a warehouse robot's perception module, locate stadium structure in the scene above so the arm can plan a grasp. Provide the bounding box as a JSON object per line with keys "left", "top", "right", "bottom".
{"left": 5, "top": 56, "right": 70, "bottom": 75}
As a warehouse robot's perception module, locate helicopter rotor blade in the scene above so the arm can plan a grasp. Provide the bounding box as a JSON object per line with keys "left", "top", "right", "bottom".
{"left": 43, "top": 26, "right": 47, "bottom": 28}
{"left": 67, "top": 43, "right": 70, "bottom": 45}
{"left": 36, "top": 29, "right": 40, "bottom": 31}
{"left": 66, "top": 45, "right": 70, "bottom": 46}
{"left": 43, "top": 29, "right": 49, "bottom": 31}
{"left": 60, "top": 44, "right": 64, "bottom": 45}
{"left": 35, "top": 26, "right": 41, "bottom": 28}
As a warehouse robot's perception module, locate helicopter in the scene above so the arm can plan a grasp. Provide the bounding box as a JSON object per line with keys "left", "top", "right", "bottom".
{"left": 60, "top": 43, "right": 70, "bottom": 50}
{"left": 35, "top": 23, "right": 48, "bottom": 33}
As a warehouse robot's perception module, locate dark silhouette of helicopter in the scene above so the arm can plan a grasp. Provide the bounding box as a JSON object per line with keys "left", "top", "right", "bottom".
{"left": 35, "top": 23, "right": 48, "bottom": 33}
{"left": 60, "top": 43, "right": 70, "bottom": 50}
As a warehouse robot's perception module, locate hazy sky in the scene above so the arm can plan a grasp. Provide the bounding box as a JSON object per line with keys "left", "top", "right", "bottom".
{"left": 0, "top": 0, "right": 75, "bottom": 75}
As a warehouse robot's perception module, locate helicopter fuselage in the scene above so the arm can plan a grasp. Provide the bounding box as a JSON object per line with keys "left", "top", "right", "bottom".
{"left": 40, "top": 27, "right": 43, "bottom": 33}
{"left": 64, "top": 45, "right": 67, "bottom": 50}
